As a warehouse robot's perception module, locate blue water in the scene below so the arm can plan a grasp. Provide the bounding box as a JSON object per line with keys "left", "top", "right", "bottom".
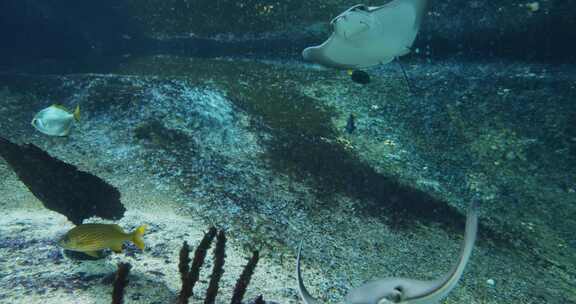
{"left": 0, "top": 1, "right": 574, "bottom": 303}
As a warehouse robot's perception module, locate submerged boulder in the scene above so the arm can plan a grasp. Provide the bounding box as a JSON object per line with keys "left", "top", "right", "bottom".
{"left": 0, "top": 137, "right": 125, "bottom": 224}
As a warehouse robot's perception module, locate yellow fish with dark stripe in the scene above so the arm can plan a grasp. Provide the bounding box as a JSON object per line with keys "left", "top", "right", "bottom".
{"left": 58, "top": 224, "right": 147, "bottom": 258}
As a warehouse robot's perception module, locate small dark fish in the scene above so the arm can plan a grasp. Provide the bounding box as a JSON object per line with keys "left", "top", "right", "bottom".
{"left": 346, "top": 114, "right": 356, "bottom": 134}
{"left": 349, "top": 70, "right": 371, "bottom": 84}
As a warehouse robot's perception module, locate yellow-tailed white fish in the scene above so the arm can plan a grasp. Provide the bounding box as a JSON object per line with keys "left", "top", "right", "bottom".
{"left": 31, "top": 104, "right": 80, "bottom": 136}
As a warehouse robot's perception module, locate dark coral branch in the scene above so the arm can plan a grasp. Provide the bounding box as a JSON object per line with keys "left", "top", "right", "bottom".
{"left": 111, "top": 262, "right": 131, "bottom": 304}
{"left": 108, "top": 228, "right": 263, "bottom": 304}
{"left": 253, "top": 295, "right": 266, "bottom": 304}
{"left": 230, "top": 251, "right": 260, "bottom": 304}
{"left": 179, "top": 227, "right": 217, "bottom": 304}
{"left": 204, "top": 230, "right": 227, "bottom": 304}
{"left": 177, "top": 241, "right": 191, "bottom": 304}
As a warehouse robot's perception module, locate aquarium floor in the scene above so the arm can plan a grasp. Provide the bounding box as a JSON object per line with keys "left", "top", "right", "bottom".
{"left": 0, "top": 57, "right": 574, "bottom": 304}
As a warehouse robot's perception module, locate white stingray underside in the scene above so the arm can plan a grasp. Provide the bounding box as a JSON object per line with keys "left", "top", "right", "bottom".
{"left": 303, "top": 0, "right": 425, "bottom": 69}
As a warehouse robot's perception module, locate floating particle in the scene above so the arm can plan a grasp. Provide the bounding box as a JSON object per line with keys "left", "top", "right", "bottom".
{"left": 526, "top": 2, "right": 540, "bottom": 12}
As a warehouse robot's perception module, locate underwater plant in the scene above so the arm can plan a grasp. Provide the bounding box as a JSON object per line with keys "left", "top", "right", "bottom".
{"left": 111, "top": 228, "right": 262, "bottom": 304}
{"left": 112, "top": 263, "right": 131, "bottom": 304}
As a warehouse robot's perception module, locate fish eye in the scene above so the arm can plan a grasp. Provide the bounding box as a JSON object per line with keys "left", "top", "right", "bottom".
{"left": 381, "top": 286, "right": 403, "bottom": 303}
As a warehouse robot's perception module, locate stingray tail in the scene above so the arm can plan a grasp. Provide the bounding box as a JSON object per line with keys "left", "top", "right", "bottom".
{"left": 397, "top": 59, "right": 416, "bottom": 96}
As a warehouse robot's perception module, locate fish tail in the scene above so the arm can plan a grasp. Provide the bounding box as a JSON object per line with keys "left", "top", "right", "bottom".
{"left": 131, "top": 224, "right": 147, "bottom": 250}
{"left": 73, "top": 105, "right": 81, "bottom": 122}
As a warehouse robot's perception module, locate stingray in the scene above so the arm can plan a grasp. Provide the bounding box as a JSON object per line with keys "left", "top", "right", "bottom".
{"left": 297, "top": 198, "right": 479, "bottom": 304}
{"left": 302, "top": 0, "right": 428, "bottom": 69}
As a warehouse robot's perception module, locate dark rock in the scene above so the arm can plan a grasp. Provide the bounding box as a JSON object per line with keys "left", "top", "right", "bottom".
{"left": 0, "top": 137, "right": 125, "bottom": 225}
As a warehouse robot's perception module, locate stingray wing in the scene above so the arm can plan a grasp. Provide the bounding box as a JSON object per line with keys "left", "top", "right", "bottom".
{"left": 371, "top": 0, "right": 427, "bottom": 55}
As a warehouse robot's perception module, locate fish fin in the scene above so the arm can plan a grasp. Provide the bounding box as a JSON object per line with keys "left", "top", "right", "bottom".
{"left": 52, "top": 104, "right": 68, "bottom": 111}
{"left": 84, "top": 251, "right": 101, "bottom": 258}
{"left": 111, "top": 243, "right": 123, "bottom": 253}
{"left": 131, "top": 224, "right": 147, "bottom": 250}
{"left": 73, "top": 105, "right": 80, "bottom": 122}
